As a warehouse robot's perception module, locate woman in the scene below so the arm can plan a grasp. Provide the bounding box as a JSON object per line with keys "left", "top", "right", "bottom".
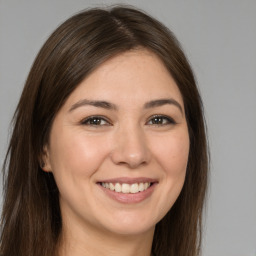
{"left": 0, "top": 6, "right": 208, "bottom": 256}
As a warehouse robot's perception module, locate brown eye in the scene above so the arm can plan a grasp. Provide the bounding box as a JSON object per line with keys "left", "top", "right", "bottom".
{"left": 147, "top": 115, "right": 176, "bottom": 125}
{"left": 81, "top": 116, "right": 110, "bottom": 126}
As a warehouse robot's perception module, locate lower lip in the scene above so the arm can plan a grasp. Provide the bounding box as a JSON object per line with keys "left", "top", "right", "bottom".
{"left": 98, "top": 183, "right": 157, "bottom": 204}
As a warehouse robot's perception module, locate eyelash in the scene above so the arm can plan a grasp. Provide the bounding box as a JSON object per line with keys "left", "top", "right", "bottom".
{"left": 81, "top": 116, "right": 111, "bottom": 126}
{"left": 81, "top": 114, "right": 176, "bottom": 127}
{"left": 146, "top": 115, "right": 176, "bottom": 126}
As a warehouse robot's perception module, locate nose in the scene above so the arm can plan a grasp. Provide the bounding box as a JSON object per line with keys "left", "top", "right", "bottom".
{"left": 110, "top": 125, "right": 151, "bottom": 169}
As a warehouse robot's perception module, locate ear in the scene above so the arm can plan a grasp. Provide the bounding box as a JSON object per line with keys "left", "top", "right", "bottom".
{"left": 40, "top": 145, "right": 52, "bottom": 172}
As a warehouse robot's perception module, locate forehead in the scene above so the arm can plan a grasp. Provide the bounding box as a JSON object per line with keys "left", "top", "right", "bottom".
{"left": 63, "top": 49, "right": 184, "bottom": 109}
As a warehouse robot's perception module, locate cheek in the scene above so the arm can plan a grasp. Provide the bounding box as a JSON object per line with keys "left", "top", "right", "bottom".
{"left": 153, "top": 131, "right": 190, "bottom": 176}
{"left": 48, "top": 128, "right": 111, "bottom": 179}
{"left": 147, "top": 129, "right": 189, "bottom": 221}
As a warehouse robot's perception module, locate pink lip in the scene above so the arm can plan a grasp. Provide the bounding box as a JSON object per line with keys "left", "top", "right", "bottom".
{"left": 97, "top": 177, "right": 158, "bottom": 204}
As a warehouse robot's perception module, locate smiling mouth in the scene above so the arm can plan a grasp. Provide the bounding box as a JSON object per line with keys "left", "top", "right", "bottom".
{"left": 99, "top": 182, "right": 153, "bottom": 194}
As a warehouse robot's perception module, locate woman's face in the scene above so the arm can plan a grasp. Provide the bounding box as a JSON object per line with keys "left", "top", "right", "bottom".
{"left": 44, "top": 49, "right": 189, "bottom": 237}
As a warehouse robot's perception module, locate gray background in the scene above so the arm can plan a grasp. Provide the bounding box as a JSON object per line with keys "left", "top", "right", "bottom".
{"left": 0, "top": 0, "right": 255, "bottom": 255}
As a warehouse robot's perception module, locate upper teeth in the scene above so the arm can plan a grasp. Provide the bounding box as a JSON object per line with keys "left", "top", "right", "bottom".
{"left": 101, "top": 182, "right": 151, "bottom": 194}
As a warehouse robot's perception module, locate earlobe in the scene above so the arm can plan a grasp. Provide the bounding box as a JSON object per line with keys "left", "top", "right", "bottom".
{"left": 40, "top": 145, "right": 52, "bottom": 172}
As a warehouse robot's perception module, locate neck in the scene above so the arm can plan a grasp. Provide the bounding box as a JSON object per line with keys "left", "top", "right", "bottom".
{"left": 57, "top": 220, "right": 154, "bottom": 256}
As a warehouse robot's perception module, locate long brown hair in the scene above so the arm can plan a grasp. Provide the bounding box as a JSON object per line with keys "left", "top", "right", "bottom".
{"left": 1, "top": 6, "right": 208, "bottom": 256}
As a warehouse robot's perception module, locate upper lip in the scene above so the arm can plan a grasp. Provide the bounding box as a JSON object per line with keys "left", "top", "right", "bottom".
{"left": 97, "top": 177, "right": 158, "bottom": 184}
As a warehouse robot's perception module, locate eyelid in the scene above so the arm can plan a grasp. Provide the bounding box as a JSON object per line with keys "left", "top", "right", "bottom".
{"left": 146, "top": 114, "right": 177, "bottom": 125}
{"left": 80, "top": 115, "right": 112, "bottom": 126}
{"left": 79, "top": 114, "right": 176, "bottom": 126}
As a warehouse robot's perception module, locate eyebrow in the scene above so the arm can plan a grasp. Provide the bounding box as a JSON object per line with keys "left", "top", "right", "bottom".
{"left": 144, "top": 98, "right": 183, "bottom": 114}
{"left": 69, "top": 99, "right": 118, "bottom": 112}
{"left": 69, "top": 98, "right": 183, "bottom": 114}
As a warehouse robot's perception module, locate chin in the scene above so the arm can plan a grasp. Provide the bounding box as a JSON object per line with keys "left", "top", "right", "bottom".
{"left": 97, "top": 211, "right": 158, "bottom": 236}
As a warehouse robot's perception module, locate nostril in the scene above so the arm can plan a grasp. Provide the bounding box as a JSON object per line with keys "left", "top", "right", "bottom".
{"left": 110, "top": 130, "right": 151, "bottom": 168}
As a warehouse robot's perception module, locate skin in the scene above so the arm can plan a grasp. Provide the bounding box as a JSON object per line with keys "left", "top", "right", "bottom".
{"left": 43, "top": 49, "right": 190, "bottom": 256}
